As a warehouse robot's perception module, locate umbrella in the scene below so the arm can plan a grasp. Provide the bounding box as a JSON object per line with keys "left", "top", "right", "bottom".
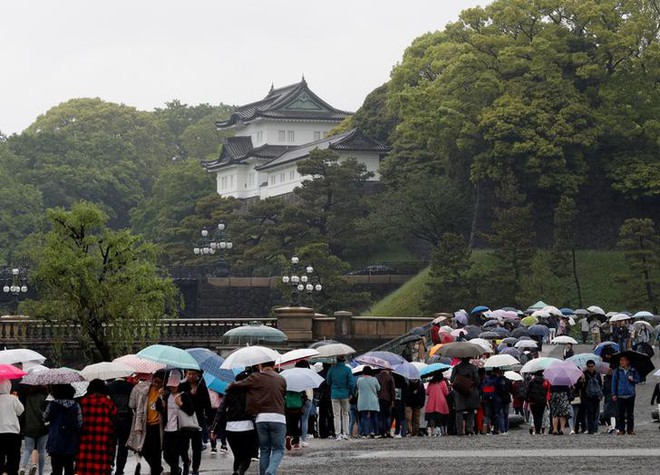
{"left": 315, "top": 343, "right": 355, "bottom": 358}
{"left": 520, "top": 316, "right": 539, "bottom": 327}
{"left": 515, "top": 340, "right": 538, "bottom": 350}
{"left": 399, "top": 334, "right": 424, "bottom": 345}
{"left": 468, "top": 338, "right": 494, "bottom": 353}
{"left": 432, "top": 315, "right": 448, "bottom": 324}
{"left": 551, "top": 336, "right": 578, "bottom": 345}
{"left": 203, "top": 368, "right": 241, "bottom": 394}
{"left": 567, "top": 353, "right": 602, "bottom": 370}
{"left": 0, "top": 349, "right": 46, "bottom": 366}
{"left": 560, "top": 307, "right": 575, "bottom": 316}
{"left": 410, "top": 361, "right": 428, "bottom": 371}
{"left": 221, "top": 346, "right": 281, "bottom": 370}
{"left": 609, "top": 313, "right": 632, "bottom": 323}
{"left": 357, "top": 351, "right": 406, "bottom": 366}
{"left": 435, "top": 331, "right": 455, "bottom": 344}
{"left": 471, "top": 306, "right": 490, "bottom": 314}
{"left": 438, "top": 342, "right": 485, "bottom": 359}
{"left": 484, "top": 354, "right": 520, "bottom": 370}
{"left": 543, "top": 361, "right": 583, "bottom": 386}
{"left": 500, "top": 347, "right": 522, "bottom": 359}
{"left": 451, "top": 328, "right": 467, "bottom": 338}
{"left": 482, "top": 320, "right": 499, "bottom": 328}
{"left": 527, "top": 300, "right": 548, "bottom": 311}
{"left": 186, "top": 348, "right": 225, "bottom": 374}
{"left": 280, "top": 368, "right": 325, "bottom": 392}
{"left": 137, "top": 345, "right": 200, "bottom": 370}
{"left": 634, "top": 311, "right": 654, "bottom": 319}
{"left": 393, "top": 362, "right": 421, "bottom": 380}
{"left": 504, "top": 371, "right": 523, "bottom": 382}
{"left": 528, "top": 325, "right": 550, "bottom": 337}
{"left": 587, "top": 305, "right": 605, "bottom": 315}
{"left": 531, "top": 310, "right": 550, "bottom": 319}
{"left": 0, "top": 364, "right": 27, "bottom": 379}
{"left": 594, "top": 342, "right": 620, "bottom": 356}
{"left": 633, "top": 342, "right": 655, "bottom": 358}
{"left": 309, "top": 339, "right": 341, "bottom": 349}
{"left": 501, "top": 337, "right": 519, "bottom": 346}
{"left": 276, "top": 349, "right": 320, "bottom": 367}
{"left": 492, "top": 327, "right": 511, "bottom": 337}
{"left": 420, "top": 362, "right": 452, "bottom": 378}
{"left": 81, "top": 362, "right": 135, "bottom": 381}
{"left": 542, "top": 306, "right": 563, "bottom": 317}
{"left": 22, "top": 368, "right": 84, "bottom": 385}
{"left": 113, "top": 355, "right": 166, "bottom": 374}
{"left": 351, "top": 364, "right": 367, "bottom": 375}
{"left": 633, "top": 321, "right": 654, "bottom": 331}
{"left": 463, "top": 325, "right": 481, "bottom": 339}
{"left": 453, "top": 310, "right": 468, "bottom": 326}
{"left": 354, "top": 355, "right": 392, "bottom": 369}
{"left": 478, "top": 331, "right": 500, "bottom": 340}
{"left": 610, "top": 350, "right": 655, "bottom": 378}
{"left": 25, "top": 364, "right": 49, "bottom": 374}
{"left": 428, "top": 344, "right": 443, "bottom": 357}
{"left": 520, "top": 357, "right": 560, "bottom": 374}
{"left": 511, "top": 327, "right": 529, "bottom": 338}
{"left": 574, "top": 309, "right": 589, "bottom": 316}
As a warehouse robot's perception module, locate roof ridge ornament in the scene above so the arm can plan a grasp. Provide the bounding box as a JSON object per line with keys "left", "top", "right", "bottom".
{"left": 301, "top": 73, "right": 306, "bottom": 84}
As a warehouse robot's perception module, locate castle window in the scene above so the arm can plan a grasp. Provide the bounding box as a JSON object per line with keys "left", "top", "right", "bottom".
{"left": 278, "top": 130, "right": 286, "bottom": 142}
{"left": 287, "top": 130, "right": 295, "bottom": 142}
{"left": 289, "top": 170, "right": 295, "bottom": 180}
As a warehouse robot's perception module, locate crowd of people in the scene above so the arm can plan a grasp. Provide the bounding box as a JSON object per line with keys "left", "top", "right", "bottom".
{"left": 0, "top": 305, "right": 655, "bottom": 475}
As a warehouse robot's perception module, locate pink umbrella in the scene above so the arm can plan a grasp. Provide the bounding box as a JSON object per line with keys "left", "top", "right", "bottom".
{"left": 543, "top": 361, "right": 583, "bottom": 386}
{"left": 0, "top": 364, "right": 27, "bottom": 379}
{"left": 113, "top": 354, "right": 166, "bottom": 374}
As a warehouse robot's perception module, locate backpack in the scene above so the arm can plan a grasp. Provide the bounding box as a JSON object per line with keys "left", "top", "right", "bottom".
{"left": 496, "top": 377, "right": 512, "bottom": 403}
{"left": 526, "top": 379, "right": 547, "bottom": 404}
{"left": 482, "top": 377, "right": 496, "bottom": 400}
{"left": 585, "top": 374, "right": 603, "bottom": 399}
{"left": 285, "top": 391, "right": 304, "bottom": 410}
{"left": 514, "top": 381, "right": 527, "bottom": 400}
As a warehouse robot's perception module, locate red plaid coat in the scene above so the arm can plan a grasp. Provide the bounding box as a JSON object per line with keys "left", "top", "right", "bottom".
{"left": 75, "top": 393, "right": 118, "bottom": 475}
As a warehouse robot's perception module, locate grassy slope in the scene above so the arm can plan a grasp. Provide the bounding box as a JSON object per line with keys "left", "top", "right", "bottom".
{"left": 366, "top": 250, "right": 630, "bottom": 316}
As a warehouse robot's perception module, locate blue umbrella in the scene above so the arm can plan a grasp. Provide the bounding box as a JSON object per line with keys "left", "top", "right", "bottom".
{"left": 186, "top": 348, "right": 224, "bottom": 375}
{"left": 204, "top": 368, "right": 241, "bottom": 394}
{"left": 420, "top": 363, "right": 452, "bottom": 378}
{"left": 500, "top": 347, "right": 522, "bottom": 359}
{"left": 471, "top": 306, "right": 490, "bottom": 314}
{"left": 492, "top": 327, "right": 511, "bottom": 337}
{"left": 560, "top": 307, "right": 575, "bottom": 316}
{"left": 594, "top": 341, "right": 620, "bottom": 356}
{"left": 567, "top": 353, "right": 602, "bottom": 370}
{"left": 528, "top": 324, "right": 550, "bottom": 337}
{"left": 393, "top": 362, "right": 421, "bottom": 380}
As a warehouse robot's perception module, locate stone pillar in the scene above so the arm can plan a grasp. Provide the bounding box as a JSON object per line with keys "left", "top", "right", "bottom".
{"left": 334, "top": 311, "right": 353, "bottom": 337}
{"left": 275, "top": 306, "right": 315, "bottom": 343}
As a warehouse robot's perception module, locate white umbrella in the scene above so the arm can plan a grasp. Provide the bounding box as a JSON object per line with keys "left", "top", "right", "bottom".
{"left": 410, "top": 361, "right": 428, "bottom": 371}
{"left": 634, "top": 311, "right": 654, "bottom": 319}
{"left": 352, "top": 364, "right": 367, "bottom": 375}
{"left": 520, "top": 357, "right": 560, "bottom": 374}
{"left": 314, "top": 343, "right": 355, "bottom": 358}
{"left": 587, "top": 306, "right": 605, "bottom": 315}
{"left": 609, "top": 313, "right": 632, "bottom": 323}
{"left": 280, "top": 368, "right": 325, "bottom": 392}
{"left": 467, "top": 338, "right": 493, "bottom": 353}
{"left": 531, "top": 310, "right": 550, "bottom": 319}
{"left": 276, "top": 348, "right": 320, "bottom": 367}
{"left": 542, "top": 306, "right": 563, "bottom": 317}
{"left": 504, "top": 371, "right": 523, "bottom": 382}
{"left": 220, "top": 346, "right": 281, "bottom": 370}
{"left": 25, "top": 364, "right": 49, "bottom": 374}
{"left": 484, "top": 354, "right": 520, "bottom": 370}
{"left": 0, "top": 349, "right": 46, "bottom": 366}
{"left": 515, "top": 340, "right": 538, "bottom": 350}
{"left": 633, "top": 320, "right": 654, "bottom": 331}
{"left": 551, "top": 336, "right": 578, "bottom": 345}
{"left": 81, "top": 361, "right": 135, "bottom": 381}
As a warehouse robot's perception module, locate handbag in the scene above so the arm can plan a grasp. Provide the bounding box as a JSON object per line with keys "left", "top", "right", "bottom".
{"left": 177, "top": 407, "right": 200, "bottom": 431}
{"left": 452, "top": 374, "right": 475, "bottom": 396}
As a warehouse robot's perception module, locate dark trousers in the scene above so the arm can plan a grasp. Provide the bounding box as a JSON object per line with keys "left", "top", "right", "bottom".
{"left": 285, "top": 411, "right": 302, "bottom": 445}
{"left": 226, "top": 430, "right": 257, "bottom": 475}
{"left": 378, "top": 400, "right": 392, "bottom": 435}
{"left": 142, "top": 423, "right": 162, "bottom": 474}
{"left": 530, "top": 403, "right": 546, "bottom": 434}
{"left": 573, "top": 403, "right": 586, "bottom": 433}
{"left": 180, "top": 429, "right": 202, "bottom": 474}
{"left": 50, "top": 454, "right": 75, "bottom": 475}
{"left": 615, "top": 396, "right": 635, "bottom": 432}
{"left": 0, "top": 433, "right": 21, "bottom": 475}
{"left": 584, "top": 398, "right": 601, "bottom": 433}
{"left": 581, "top": 331, "right": 588, "bottom": 344}
{"left": 114, "top": 417, "right": 131, "bottom": 474}
{"left": 319, "top": 397, "right": 334, "bottom": 438}
{"left": 163, "top": 431, "right": 183, "bottom": 475}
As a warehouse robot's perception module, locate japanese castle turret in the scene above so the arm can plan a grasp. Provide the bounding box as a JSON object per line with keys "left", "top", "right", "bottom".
{"left": 202, "top": 78, "right": 389, "bottom": 199}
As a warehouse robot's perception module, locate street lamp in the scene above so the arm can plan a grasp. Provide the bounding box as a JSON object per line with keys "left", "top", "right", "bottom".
{"left": 2, "top": 267, "right": 28, "bottom": 315}
{"left": 193, "top": 222, "right": 233, "bottom": 276}
{"left": 281, "top": 256, "right": 322, "bottom": 307}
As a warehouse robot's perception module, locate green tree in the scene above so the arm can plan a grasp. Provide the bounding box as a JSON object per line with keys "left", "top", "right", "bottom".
{"left": 423, "top": 233, "right": 473, "bottom": 313}
{"left": 550, "top": 194, "right": 582, "bottom": 306}
{"left": 22, "top": 202, "right": 179, "bottom": 362}
{"left": 617, "top": 218, "right": 660, "bottom": 313}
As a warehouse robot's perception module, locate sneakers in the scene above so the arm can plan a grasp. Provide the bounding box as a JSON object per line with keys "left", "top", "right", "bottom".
{"left": 285, "top": 435, "right": 292, "bottom": 451}
{"left": 220, "top": 445, "right": 229, "bottom": 453}
{"left": 393, "top": 434, "right": 402, "bottom": 438}
{"left": 210, "top": 447, "right": 217, "bottom": 456}
{"left": 301, "top": 441, "right": 309, "bottom": 447}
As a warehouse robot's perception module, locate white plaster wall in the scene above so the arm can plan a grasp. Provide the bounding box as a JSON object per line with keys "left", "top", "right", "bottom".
{"left": 240, "top": 119, "right": 338, "bottom": 146}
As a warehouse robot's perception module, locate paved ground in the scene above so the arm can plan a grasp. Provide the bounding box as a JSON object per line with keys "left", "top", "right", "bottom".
{"left": 34, "top": 343, "right": 660, "bottom": 474}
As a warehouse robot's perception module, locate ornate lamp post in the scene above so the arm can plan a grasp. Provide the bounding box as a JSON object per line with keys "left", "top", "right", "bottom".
{"left": 281, "top": 256, "right": 322, "bottom": 307}
{"left": 2, "top": 268, "right": 28, "bottom": 315}
{"left": 193, "top": 222, "right": 233, "bottom": 276}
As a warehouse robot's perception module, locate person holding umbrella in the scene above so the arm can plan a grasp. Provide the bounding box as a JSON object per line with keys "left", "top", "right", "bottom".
{"left": 611, "top": 355, "right": 641, "bottom": 435}
{"left": 450, "top": 357, "right": 480, "bottom": 436}
{"left": 43, "top": 384, "right": 82, "bottom": 475}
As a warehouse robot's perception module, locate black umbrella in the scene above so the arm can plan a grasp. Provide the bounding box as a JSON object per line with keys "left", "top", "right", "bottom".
{"left": 511, "top": 327, "right": 529, "bottom": 338}
{"left": 399, "top": 334, "right": 424, "bottom": 345}
{"left": 633, "top": 342, "right": 655, "bottom": 358}
{"left": 610, "top": 350, "right": 655, "bottom": 379}
{"left": 438, "top": 342, "right": 485, "bottom": 358}
{"left": 464, "top": 325, "right": 481, "bottom": 339}
{"left": 492, "top": 327, "right": 511, "bottom": 337}
{"left": 478, "top": 331, "right": 500, "bottom": 340}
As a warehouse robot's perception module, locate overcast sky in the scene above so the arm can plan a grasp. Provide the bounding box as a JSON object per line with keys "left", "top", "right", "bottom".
{"left": 0, "top": 0, "right": 489, "bottom": 135}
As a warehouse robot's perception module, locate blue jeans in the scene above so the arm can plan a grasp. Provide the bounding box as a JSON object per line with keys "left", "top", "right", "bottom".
{"left": 359, "top": 411, "right": 378, "bottom": 436}
{"left": 256, "top": 421, "right": 286, "bottom": 475}
{"left": 497, "top": 402, "right": 510, "bottom": 433}
{"left": 20, "top": 434, "right": 47, "bottom": 475}
{"left": 301, "top": 400, "right": 313, "bottom": 441}
{"left": 349, "top": 403, "right": 358, "bottom": 437}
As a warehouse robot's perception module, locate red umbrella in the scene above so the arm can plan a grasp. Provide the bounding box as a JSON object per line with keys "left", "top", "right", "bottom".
{"left": 0, "top": 364, "right": 27, "bottom": 380}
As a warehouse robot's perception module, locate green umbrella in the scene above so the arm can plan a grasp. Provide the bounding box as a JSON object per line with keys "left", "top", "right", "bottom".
{"left": 137, "top": 344, "right": 200, "bottom": 370}
{"left": 521, "top": 316, "right": 539, "bottom": 327}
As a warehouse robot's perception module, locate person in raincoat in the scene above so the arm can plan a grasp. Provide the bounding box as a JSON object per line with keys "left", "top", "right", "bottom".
{"left": 450, "top": 358, "right": 481, "bottom": 436}
{"left": 43, "top": 384, "right": 82, "bottom": 475}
